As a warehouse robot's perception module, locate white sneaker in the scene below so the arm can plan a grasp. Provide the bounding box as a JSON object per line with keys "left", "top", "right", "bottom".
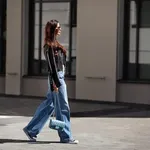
{"left": 61, "top": 139, "right": 79, "bottom": 144}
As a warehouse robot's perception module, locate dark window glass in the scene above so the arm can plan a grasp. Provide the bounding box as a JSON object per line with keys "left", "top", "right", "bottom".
{"left": 0, "top": 0, "right": 6, "bottom": 74}
{"left": 28, "top": 0, "right": 77, "bottom": 76}
{"left": 123, "top": 0, "right": 150, "bottom": 80}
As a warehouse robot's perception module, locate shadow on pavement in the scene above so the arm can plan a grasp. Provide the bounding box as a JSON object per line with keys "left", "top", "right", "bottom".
{"left": 0, "top": 96, "right": 150, "bottom": 118}
{"left": 71, "top": 107, "right": 150, "bottom": 118}
{"left": 0, "top": 139, "right": 60, "bottom": 144}
{"left": 1, "top": 106, "right": 150, "bottom": 118}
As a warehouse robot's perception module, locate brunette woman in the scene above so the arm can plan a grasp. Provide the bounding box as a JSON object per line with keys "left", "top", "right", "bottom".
{"left": 23, "top": 20, "right": 78, "bottom": 144}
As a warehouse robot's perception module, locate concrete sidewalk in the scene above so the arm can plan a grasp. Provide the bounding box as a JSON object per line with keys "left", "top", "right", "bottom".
{"left": 0, "top": 96, "right": 150, "bottom": 149}
{"left": 0, "top": 116, "right": 150, "bottom": 150}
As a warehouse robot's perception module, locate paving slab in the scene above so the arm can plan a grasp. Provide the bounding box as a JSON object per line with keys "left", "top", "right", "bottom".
{"left": 0, "top": 116, "right": 150, "bottom": 150}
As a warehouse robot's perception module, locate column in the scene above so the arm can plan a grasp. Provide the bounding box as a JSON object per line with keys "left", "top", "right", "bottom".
{"left": 5, "top": 0, "right": 23, "bottom": 95}
{"left": 76, "top": 0, "right": 118, "bottom": 101}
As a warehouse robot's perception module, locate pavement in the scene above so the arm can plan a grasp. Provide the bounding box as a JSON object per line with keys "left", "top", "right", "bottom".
{"left": 0, "top": 96, "right": 150, "bottom": 149}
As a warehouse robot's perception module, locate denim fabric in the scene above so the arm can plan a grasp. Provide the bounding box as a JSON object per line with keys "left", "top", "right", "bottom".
{"left": 24, "top": 70, "right": 72, "bottom": 141}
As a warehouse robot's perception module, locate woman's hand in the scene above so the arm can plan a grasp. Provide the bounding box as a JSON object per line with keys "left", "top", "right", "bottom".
{"left": 53, "top": 84, "right": 58, "bottom": 92}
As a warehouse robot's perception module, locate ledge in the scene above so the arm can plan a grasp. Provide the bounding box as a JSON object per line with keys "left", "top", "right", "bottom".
{"left": 23, "top": 75, "right": 76, "bottom": 80}
{"left": 118, "top": 79, "right": 150, "bottom": 84}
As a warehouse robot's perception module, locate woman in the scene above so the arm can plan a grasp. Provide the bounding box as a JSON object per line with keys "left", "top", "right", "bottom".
{"left": 23, "top": 20, "right": 78, "bottom": 144}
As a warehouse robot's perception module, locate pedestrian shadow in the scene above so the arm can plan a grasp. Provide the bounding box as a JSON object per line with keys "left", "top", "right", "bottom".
{"left": 71, "top": 107, "right": 150, "bottom": 118}
{"left": 0, "top": 139, "right": 60, "bottom": 144}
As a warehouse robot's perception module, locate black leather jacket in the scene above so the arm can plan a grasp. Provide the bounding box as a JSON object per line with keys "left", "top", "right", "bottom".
{"left": 44, "top": 44, "right": 66, "bottom": 90}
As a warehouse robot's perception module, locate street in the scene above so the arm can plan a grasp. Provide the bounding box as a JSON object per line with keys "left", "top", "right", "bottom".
{"left": 0, "top": 97, "right": 150, "bottom": 149}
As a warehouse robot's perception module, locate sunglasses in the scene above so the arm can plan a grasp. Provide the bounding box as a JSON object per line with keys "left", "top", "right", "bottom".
{"left": 56, "top": 26, "right": 61, "bottom": 29}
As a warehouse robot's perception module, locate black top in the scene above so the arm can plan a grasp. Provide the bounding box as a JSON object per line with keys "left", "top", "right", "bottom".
{"left": 44, "top": 44, "right": 66, "bottom": 90}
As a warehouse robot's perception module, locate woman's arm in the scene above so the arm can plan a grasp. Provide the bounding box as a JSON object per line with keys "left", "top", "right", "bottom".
{"left": 44, "top": 45, "right": 61, "bottom": 88}
{"left": 44, "top": 45, "right": 52, "bottom": 75}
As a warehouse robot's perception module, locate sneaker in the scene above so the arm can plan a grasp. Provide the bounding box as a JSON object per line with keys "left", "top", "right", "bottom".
{"left": 61, "top": 139, "right": 79, "bottom": 144}
{"left": 23, "top": 128, "right": 37, "bottom": 142}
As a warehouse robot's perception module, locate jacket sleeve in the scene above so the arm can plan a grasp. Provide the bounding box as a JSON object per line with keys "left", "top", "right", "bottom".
{"left": 44, "top": 45, "right": 61, "bottom": 88}
{"left": 44, "top": 45, "right": 52, "bottom": 75}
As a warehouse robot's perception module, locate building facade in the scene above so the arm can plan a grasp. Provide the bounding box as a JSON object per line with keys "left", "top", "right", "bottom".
{"left": 0, "top": 0, "right": 150, "bottom": 104}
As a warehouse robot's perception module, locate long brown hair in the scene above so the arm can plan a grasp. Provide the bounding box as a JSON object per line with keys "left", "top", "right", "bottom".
{"left": 44, "top": 19, "right": 66, "bottom": 54}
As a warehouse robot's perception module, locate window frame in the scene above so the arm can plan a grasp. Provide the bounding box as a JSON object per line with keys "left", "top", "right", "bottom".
{"left": 132, "top": 0, "right": 150, "bottom": 28}
{"left": 28, "top": 0, "right": 77, "bottom": 77}
{"left": 122, "top": 0, "right": 150, "bottom": 81}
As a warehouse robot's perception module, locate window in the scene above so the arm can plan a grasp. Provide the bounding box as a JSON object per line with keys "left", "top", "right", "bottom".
{"left": 28, "top": 0, "right": 77, "bottom": 76}
{"left": 123, "top": 0, "right": 150, "bottom": 80}
{"left": 0, "top": 0, "right": 6, "bottom": 74}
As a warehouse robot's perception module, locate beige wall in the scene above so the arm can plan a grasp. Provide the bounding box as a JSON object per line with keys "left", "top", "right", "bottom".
{"left": 5, "top": 0, "right": 22, "bottom": 95}
{"left": 4, "top": 0, "right": 118, "bottom": 101}
{"left": 117, "top": 83, "right": 150, "bottom": 104}
{"left": 4, "top": 0, "right": 150, "bottom": 105}
{"left": 22, "top": 78, "right": 76, "bottom": 98}
{"left": 76, "top": 0, "right": 118, "bottom": 101}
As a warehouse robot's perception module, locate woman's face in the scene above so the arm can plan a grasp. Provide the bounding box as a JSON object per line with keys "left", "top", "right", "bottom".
{"left": 55, "top": 23, "right": 61, "bottom": 36}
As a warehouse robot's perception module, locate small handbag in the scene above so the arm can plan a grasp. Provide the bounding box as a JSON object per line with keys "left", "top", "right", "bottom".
{"left": 49, "top": 92, "right": 66, "bottom": 131}
{"left": 49, "top": 118, "right": 66, "bottom": 131}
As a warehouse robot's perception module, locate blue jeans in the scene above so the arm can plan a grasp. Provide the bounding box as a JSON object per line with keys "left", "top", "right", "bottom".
{"left": 24, "top": 71, "right": 72, "bottom": 142}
